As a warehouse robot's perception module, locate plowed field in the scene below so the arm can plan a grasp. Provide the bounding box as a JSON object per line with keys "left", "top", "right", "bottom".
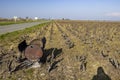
{"left": 0, "top": 20, "right": 120, "bottom": 80}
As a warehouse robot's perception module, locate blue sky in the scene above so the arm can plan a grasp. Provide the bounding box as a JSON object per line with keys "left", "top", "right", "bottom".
{"left": 0, "top": 0, "right": 120, "bottom": 20}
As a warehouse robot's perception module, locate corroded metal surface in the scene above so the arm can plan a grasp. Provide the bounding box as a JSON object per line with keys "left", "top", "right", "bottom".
{"left": 24, "top": 45, "right": 43, "bottom": 62}
{"left": 29, "top": 39, "right": 43, "bottom": 48}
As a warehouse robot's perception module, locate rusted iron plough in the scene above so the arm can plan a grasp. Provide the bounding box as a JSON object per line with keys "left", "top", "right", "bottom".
{"left": 8, "top": 38, "right": 45, "bottom": 73}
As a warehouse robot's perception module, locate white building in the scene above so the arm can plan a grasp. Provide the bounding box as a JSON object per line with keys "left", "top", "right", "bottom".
{"left": 34, "top": 17, "right": 38, "bottom": 20}
{"left": 13, "top": 16, "right": 17, "bottom": 22}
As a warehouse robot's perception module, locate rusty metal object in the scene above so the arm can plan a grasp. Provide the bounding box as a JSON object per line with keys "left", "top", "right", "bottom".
{"left": 24, "top": 45, "right": 43, "bottom": 62}
{"left": 29, "top": 39, "right": 43, "bottom": 48}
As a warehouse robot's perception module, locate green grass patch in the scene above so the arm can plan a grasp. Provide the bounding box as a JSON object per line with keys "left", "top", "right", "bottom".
{"left": 0, "top": 21, "right": 17, "bottom": 26}
{"left": 0, "top": 21, "right": 31, "bottom": 26}
{"left": 0, "top": 20, "right": 47, "bottom": 26}
{"left": 0, "top": 22, "right": 51, "bottom": 46}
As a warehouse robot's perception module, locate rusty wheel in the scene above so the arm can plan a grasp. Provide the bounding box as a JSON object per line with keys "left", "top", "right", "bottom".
{"left": 24, "top": 45, "right": 43, "bottom": 62}
{"left": 29, "top": 39, "right": 43, "bottom": 48}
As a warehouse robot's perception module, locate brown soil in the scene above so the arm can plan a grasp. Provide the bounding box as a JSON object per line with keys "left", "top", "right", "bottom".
{"left": 0, "top": 20, "right": 120, "bottom": 80}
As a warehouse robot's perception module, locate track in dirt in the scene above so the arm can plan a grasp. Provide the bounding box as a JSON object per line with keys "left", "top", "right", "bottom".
{"left": 0, "top": 20, "right": 120, "bottom": 80}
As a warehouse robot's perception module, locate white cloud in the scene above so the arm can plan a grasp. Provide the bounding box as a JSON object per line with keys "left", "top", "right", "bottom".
{"left": 106, "top": 12, "right": 120, "bottom": 17}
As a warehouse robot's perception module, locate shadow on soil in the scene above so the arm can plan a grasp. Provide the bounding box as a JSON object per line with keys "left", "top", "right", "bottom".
{"left": 18, "top": 40, "right": 28, "bottom": 53}
{"left": 15, "top": 37, "right": 63, "bottom": 73}
{"left": 92, "top": 67, "right": 111, "bottom": 80}
{"left": 40, "top": 48, "right": 63, "bottom": 63}
{"left": 48, "top": 58, "right": 63, "bottom": 72}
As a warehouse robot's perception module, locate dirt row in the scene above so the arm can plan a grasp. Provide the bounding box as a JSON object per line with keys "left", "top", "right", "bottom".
{"left": 0, "top": 21, "right": 120, "bottom": 80}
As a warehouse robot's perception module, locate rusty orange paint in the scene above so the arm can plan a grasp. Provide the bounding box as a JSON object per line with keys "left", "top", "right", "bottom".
{"left": 24, "top": 45, "right": 43, "bottom": 62}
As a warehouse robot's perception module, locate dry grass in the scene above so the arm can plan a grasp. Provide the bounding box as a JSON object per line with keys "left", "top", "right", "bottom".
{"left": 0, "top": 20, "right": 120, "bottom": 80}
